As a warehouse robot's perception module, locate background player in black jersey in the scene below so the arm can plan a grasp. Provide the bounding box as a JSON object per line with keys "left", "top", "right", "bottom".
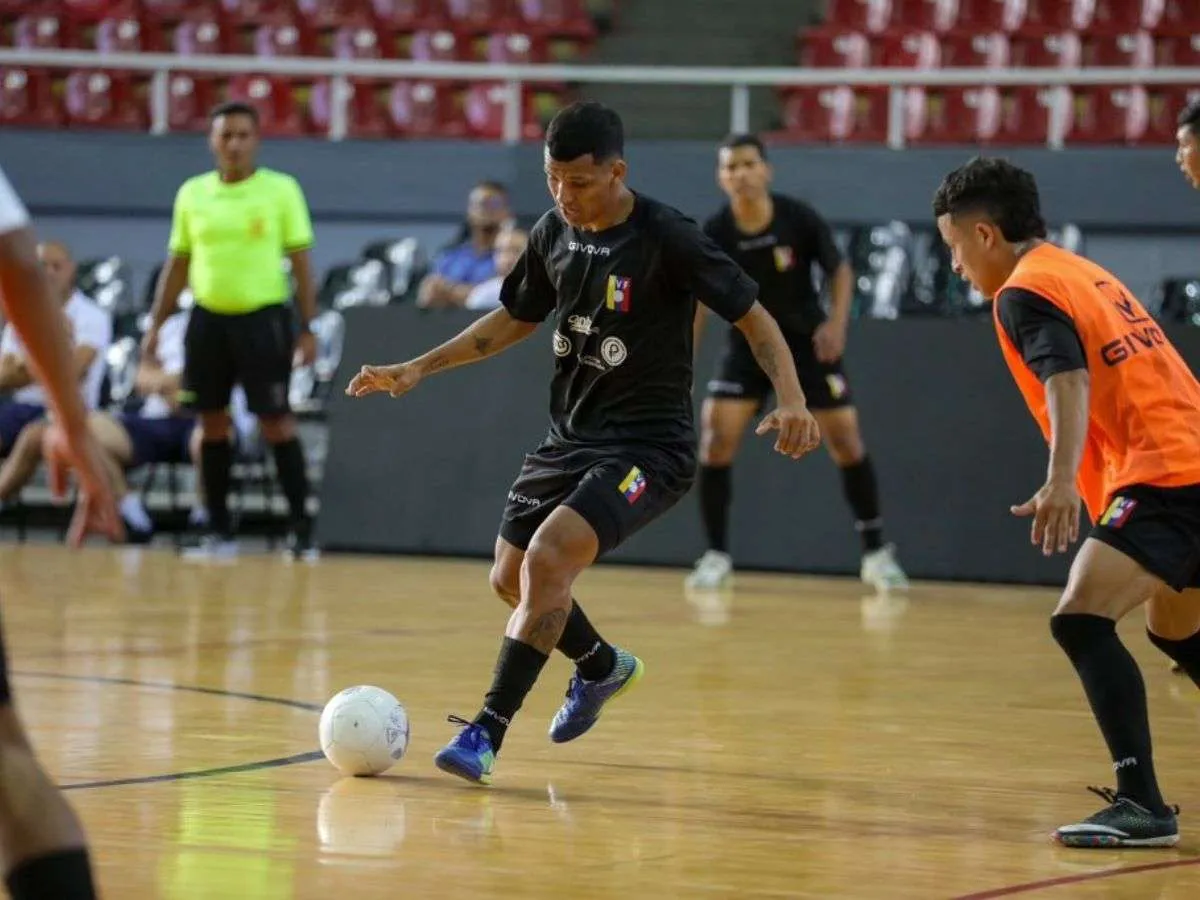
{"left": 688, "top": 134, "right": 909, "bottom": 592}
{"left": 348, "top": 102, "right": 820, "bottom": 785}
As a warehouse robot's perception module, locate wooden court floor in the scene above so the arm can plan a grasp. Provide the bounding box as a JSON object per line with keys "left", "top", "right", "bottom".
{"left": 2, "top": 544, "right": 1200, "bottom": 899}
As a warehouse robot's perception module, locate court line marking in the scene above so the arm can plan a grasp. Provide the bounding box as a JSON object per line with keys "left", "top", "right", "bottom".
{"left": 950, "top": 856, "right": 1200, "bottom": 899}
{"left": 12, "top": 671, "right": 325, "bottom": 792}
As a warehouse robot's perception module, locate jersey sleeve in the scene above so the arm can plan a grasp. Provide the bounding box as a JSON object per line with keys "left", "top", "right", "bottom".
{"left": 280, "top": 176, "right": 315, "bottom": 252}
{"left": 0, "top": 166, "right": 30, "bottom": 236}
{"left": 662, "top": 211, "right": 758, "bottom": 324}
{"left": 500, "top": 220, "right": 556, "bottom": 323}
{"left": 72, "top": 303, "right": 112, "bottom": 352}
{"left": 791, "top": 199, "right": 843, "bottom": 275}
{"left": 996, "top": 287, "right": 1088, "bottom": 382}
{"left": 167, "top": 182, "right": 192, "bottom": 256}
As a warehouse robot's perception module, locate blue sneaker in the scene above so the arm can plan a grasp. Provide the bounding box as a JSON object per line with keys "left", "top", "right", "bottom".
{"left": 549, "top": 647, "right": 644, "bottom": 744}
{"left": 433, "top": 716, "right": 496, "bottom": 785}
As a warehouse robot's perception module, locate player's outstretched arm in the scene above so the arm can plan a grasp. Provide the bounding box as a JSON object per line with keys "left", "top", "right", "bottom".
{"left": 733, "top": 302, "right": 821, "bottom": 458}
{"left": 346, "top": 306, "right": 538, "bottom": 398}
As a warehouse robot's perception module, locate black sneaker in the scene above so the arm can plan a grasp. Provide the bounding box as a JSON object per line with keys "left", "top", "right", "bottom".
{"left": 285, "top": 520, "right": 319, "bottom": 563}
{"left": 1053, "top": 786, "right": 1180, "bottom": 848}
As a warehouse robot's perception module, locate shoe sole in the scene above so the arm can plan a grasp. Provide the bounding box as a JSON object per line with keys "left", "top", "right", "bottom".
{"left": 1053, "top": 831, "right": 1180, "bottom": 848}
{"left": 434, "top": 752, "right": 492, "bottom": 786}
{"left": 550, "top": 656, "right": 645, "bottom": 744}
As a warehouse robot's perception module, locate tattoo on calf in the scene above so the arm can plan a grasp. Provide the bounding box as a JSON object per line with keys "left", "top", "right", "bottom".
{"left": 526, "top": 607, "right": 568, "bottom": 654}
{"left": 474, "top": 335, "right": 494, "bottom": 355}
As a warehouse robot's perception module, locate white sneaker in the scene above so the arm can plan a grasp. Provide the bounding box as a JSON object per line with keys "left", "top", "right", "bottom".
{"left": 182, "top": 534, "right": 239, "bottom": 563}
{"left": 861, "top": 544, "right": 909, "bottom": 591}
{"left": 685, "top": 550, "right": 733, "bottom": 590}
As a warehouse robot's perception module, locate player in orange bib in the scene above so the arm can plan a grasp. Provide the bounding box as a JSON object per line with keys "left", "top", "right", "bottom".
{"left": 934, "top": 157, "right": 1200, "bottom": 849}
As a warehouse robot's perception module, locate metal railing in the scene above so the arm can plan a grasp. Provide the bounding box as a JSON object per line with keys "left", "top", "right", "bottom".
{"left": 2, "top": 47, "right": 1198, "bottom": 146}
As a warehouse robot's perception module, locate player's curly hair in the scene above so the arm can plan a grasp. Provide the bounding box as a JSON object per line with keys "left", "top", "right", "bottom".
{"left": 1178, "top": 97, "right": 1200, "bottom": 133}
{"left": 546, "top": 101, "right": 624, "bottom": 163}
{"left": 932, "top": 157, "right": 1047, "bottom": 243}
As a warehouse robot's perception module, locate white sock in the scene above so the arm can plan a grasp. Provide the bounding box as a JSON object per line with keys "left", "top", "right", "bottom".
{"left": 189, "top": 506, "right": 209, "bottom": 527}
{"left": 119, "top": 494, "right": 152, "bottom": 532}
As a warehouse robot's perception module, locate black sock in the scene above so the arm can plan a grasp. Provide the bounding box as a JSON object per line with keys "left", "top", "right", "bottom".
{"left": 1051, "top": 613, "right": 1166, "bottom": 811}
{"left": 1147, "top": 628, "right": 1200, "bottom": 687}
{"left": 271, "top": 438, "right": 310, "bottom": 528}
{"left": 839, "top": 456, "right": 884, "bottom": 552}
{"left": 556, "top": 600, "right": 615, "bottom": 681}
{"left": 6, "top": 848, "right": 96, "bottom": 900}
{"left": 474, "top": 637, "right": 549, "bottom": 751}
{"left": 199, "top": 440, "right": 232, "bottom": 537}
{"left": 698, "top": 464, "right": 732, "bottom": 554}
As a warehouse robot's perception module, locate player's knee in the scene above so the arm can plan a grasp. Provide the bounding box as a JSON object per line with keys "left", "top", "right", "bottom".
{"left": 521, "top": 536, "right": 580, "bottom": 598}
{"left": 488, "top": 562, "right": 520, "bottom": 607}
{"left": 259, "top": 415, "right": 295, "bottom": 444}
{"left": 823, "top": 425, "right": 864, "bottom": 465}
{"left": 1146, "top": 598, "right": 1200, "bottom": 642}
{"left": 1053, "top": 585, "right": 1111, "bottom": 619}
{"left": 699, "top": 427, "right": 735, "bottom": 466}
{"left": 199, "top": 412, "right": 231, "bottom": 442}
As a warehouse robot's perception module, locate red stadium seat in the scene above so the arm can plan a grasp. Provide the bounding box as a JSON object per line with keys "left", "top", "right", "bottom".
{"left": 226, "top": 73, "right": 310, "bottom": 136}
{"left": 1010, "top": 29, "right": 1083, "bottom": 67}
{"left": 1160, "top": 0, "right": 1200, "bottom": 33}
{"left": 1156, "top": 32, "right": 1200, "bottom": 66}
{"left": 461, "top": 82, "right": 546, "bottom": 139}
{"left": 796, "top": 28, "right": 871, "bottom": 68}
{"left": 308, "top": 77, "right": 391, "bottom": 137}
{"left": 939, "top": 31, "right": 1010, "bottom": 67}
{"left": 516, "top": 0, "right": 596, "bottom": 39}
{"left": 1023, "top": 0, "right": 1096, "bottom": 30}
{"left": 296, "top": 0, "right": 374, "bottom": 31}
{"left": 64, "top": 69, "right": 147, "bottom": 130}
{"left": 0, "top": 67, "right": 63, "bottom": 127}
{"left": 370, "top": 0, "right": 444, "bottom": 31}
{"left": 328, "top": 24, "right": 382, "bottom": 57}
{"left": 957, "top": 0, "right": 1026, "bottom": 32}
{"left": 94, "top": 16, "right": 146, "bottom": 52}
{"left": 824, "top": 0, "right": 893, "bottom": 33}
{"left": 12, "top": 14, "right": 71, "bottom": 49}
{"left": 64, "top": 0, "right": 137, "bottom": 22}
{"left": 1065, "top": 85, "right": 1149, "bottom": 144}
{"left": 219, "top": 0, "right": 295, "bottom": 25}
{"left": 1093, "top": 0, "right": 1160, "bottom": 29}
{"left": 0, "top": 0, "right": 60, "bottom": 15}
{"left": 1143, "top": 85, "right": 1200, "bottom": 142}
{"left": 875, "top": 29, "right": 941, "bottom": 68}
{"left": 992, "top": 86, "right": 1062, "bottom": 144}
{"left": 1081, "top": 30, "right": 1154, "bottom": 67}
{"left": 409, "top": 28, "right": 463, "bottom": 60}
{"left": 164, "top": 72, "right": 220, "bottom": 131}
{"left": 445, "top": 0, "right": 517, "bottom": 34}
{"left": 906, "top": 86, "right": 1003, "bottom": 144}
{"left": 892, "top": 0, "right": 960, "bottom": 32}
{"left": 142, "top": 0, "right": 221, "bottom": 21}
{"left": 172, "top": 20, "right": 228, "bottom": 55}
{"left": 253, "top": 23, "right": 309, "bottom": 57}
{"left": 777, "top": 86, "right": 890, "bottom": 144}
{"left": 484, "top": 31, "right": 549, "bottom": 63}
{"left": 385, "top": 80, "right": 465, "bottom": 137}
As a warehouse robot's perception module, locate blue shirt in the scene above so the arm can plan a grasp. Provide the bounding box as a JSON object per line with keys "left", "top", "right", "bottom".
{"left": 432, "top": 241, "right": 496, "bottom": 286}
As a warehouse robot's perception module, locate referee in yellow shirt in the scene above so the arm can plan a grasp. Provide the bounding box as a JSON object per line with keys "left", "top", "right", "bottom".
{"left": 144, "top": 101, "right": 319, "bottom": 561}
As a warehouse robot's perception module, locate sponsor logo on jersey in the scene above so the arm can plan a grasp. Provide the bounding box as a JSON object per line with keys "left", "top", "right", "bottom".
{"left": 568, "top": 241, "right": 611, "bottom": 256}
{"left": 508, "top": 491, "right": 542, "bottom": 508}
{"left": 606, "top": 275, "right": 632, "bottom": 313}
{"left": 773, "top": 245, "right": 795, "bottom": 272}
{"left": 568, "top": 314, "right": 593, "bottom": 335}
{"left": 600, "top": 336, "right": 628, "bottom": 367}
{"left": 1100, "top": 496, "right": 1138, "bottom": 528}
{"left": 618, "top": 466, "right": 647, "bottom": 504}
{"left": 553, "top": 331, "right": 571, "bottom": 357}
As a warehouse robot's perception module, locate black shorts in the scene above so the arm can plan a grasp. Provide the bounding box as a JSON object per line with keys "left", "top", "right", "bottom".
{"left": 119, "top": 414, "right": 194, "bottom": 467}
{"left": 182, "top": 304, "right": 293, "bottom": 417}
{"left": 499, "top": 440, "right": 695, "bottom": 557}
{"left": 0, "top": 401, "right": 45, "bottom": 451}
{"left": 707, "top": 333, "right": 852, "bottom": 411}
{"left": 1090, "top": 483, "right": 1200, "bottom": 592}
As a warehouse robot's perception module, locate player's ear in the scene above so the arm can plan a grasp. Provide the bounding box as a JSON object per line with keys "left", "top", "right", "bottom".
{"left": 611, "top": 158, "right": 628, "bottom": 184}
{"left": 974, "top": 220, "right": 995, "bottom": 248}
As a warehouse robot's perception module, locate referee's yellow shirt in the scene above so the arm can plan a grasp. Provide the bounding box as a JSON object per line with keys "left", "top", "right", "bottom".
{"left": 167, "top": 167, "right": 314, "bottom": 315}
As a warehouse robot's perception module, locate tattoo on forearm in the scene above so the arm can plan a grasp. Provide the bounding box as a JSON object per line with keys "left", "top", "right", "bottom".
{"left": 426, "top": 354, "right": 450, "bottom": 373}
{"left": 752, "top": 341, "right": 781, "bottom": 382}
{"left": 473, "top": 335, "right": 493, "bottom": 356}
{"left": 525, "top": 607, "right": 568, "bottom": 654}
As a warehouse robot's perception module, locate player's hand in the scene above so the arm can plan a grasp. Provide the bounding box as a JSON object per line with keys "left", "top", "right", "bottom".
{"left": 49, "top": 429, "right": 124, "bottom": 548}
{"left": 1011, "top": 478, "right": 1081, "bottom": 556}
{"left": 294, "top": 330, "right": 317, "bottom": 368}
{"left": 755, "top": 401, "right": 821, "bottom": 459}
{"left": 812, "top": 320, "right": 847, "bottom": 363}
{"left": 345, "top": 362, "right": 421, "bottom": 398}
{"left": 140, "top": 325, "right": 160, "bottom": 361}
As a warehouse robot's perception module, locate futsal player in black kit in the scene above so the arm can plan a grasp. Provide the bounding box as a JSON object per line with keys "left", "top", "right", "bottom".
{"left": 688, "top": 134, "right": 909, "bottom": 592}
{"left": 347, "top": 102, "right": 820, "bottom": 784}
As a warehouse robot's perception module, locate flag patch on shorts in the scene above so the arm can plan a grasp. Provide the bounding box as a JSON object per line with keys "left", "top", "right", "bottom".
{"left": 618, "top": 466, "right": 647, "bottom": 504}
{"left": 1101, "top": 495, "right": 1138, "bottom": 528}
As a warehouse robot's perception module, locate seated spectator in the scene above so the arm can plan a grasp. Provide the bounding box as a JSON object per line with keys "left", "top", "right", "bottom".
{"left": 416, "top": 181, "right": 511, "bottom": 309}
{"left": 41, "top": 309, "right": 256, "bottom": 543}
{"left": 465, "top": 225, "right": 529, "bottom": 311}
{"left": 0, "top": 240, "right": 111, "bottom": 506}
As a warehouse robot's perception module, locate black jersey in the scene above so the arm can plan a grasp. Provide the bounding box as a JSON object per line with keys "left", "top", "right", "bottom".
{"left": 501, "top": 192, "right": 758, "bottom": 454}
{"left": 703, "top": 193, "right": 843, "bottom": 338}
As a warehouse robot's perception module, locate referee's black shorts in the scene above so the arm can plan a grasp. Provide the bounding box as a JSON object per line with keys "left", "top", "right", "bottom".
{"left": 182, "top": 304, "right": 293, "bottom": 417}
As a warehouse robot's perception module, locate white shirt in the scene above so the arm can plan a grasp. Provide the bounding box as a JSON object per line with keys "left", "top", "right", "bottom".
{"left": 0, "top": 165, "right": 29, "bottom": 235}
{"left": 0, "top": 292, "right": 112, "bottom": 408}
{"left": 465, "top": 275, "right": 504, "bottom": 311}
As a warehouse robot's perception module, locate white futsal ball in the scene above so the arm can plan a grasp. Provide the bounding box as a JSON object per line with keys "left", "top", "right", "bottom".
{"left": 319, "top": 685, "right": 410, "bottom": 776}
